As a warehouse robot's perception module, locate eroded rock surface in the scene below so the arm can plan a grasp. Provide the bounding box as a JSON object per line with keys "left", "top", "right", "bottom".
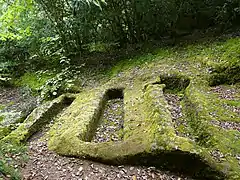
{"left": 0, "top": 87, "right": 38, "bottom": 139}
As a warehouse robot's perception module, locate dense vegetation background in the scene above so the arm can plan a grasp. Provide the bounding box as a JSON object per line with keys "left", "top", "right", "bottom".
{"left": 0, "top": 0, "right": 240, "bottom": 98}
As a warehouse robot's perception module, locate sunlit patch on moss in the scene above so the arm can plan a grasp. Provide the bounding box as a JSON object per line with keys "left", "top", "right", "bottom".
{"left": 16, "top": 71, "right": 55, "bottom": 92}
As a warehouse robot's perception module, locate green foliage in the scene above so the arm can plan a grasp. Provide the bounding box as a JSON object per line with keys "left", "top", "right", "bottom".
{"left": 0, "top": 60, "right": 20, "bottom": 86}
{"left": 29, "top": 0, "right": 240, "bottom": 55}
{"left": 16, "top": 71, "right": 55, "bottom": 91}
{"left": 0, "top": 39, "right": 28, "bottom": 77}
{"left": 0, "top": 0, "right": 240, "bottom": 80}
{"left": 38, "top": 65, "right": 83, "bottom": 99}
{"left": 33, "top": 0, "right": 105, "bottom": 54}
{"left": 16, "top": 61, "right": 83, "bottom": 100}
{"left": 17, "top": 61, "right": 83, "bottom": 100}
{"left": 0, "top": 116, "right": 3, "bottom": 122}
{"left": 0, "top": 0, "right": 33, "bottom": 40}
{"left": 215, "top": 0, "right": 240, "bottom": 27}
{"left": 0, "top": 0, "right": 63, "bottom": 74}
{"left": 0, "top": 142, "right": 27, "bottom": 180}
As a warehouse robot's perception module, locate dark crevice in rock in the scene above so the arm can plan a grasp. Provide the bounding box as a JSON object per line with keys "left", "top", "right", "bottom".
{"left": 106, "top": 88, "right": 124, "bottom": 99}
{"left": 208, "top": 66, "right": 240, "bottom": 86}
{"left": 89, "top": 88, "right": 124, "bottom": 143}
{"left": 160, "top": 74, "right": 190, "bottom": 91}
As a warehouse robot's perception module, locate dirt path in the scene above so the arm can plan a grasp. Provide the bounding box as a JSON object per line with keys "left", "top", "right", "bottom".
{"left": 22, "top": 137, "right": 193, "bottom": 180}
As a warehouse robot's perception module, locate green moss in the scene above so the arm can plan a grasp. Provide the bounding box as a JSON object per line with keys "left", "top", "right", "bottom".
{"left": 0, "top": 126, "right": 11, "bottom": 139}
{"left": 0, "top": 111, "right": 30, "bottom": 139}
{"left": 0, "top": 95, "right": 75, "bottom": 178}
{"left": 47, "top": 63, "right": 239, "bottom": 177}
{"left": 15, "top": 72, "right": 55, "bottom": 91}
{"left": 44, "top": 37, "right": 240, "bottom": 178}
{"left": 0, "top": 116, "right": 4, "bottom": 122}
{"left": 0, "top": 105, "right": 5, "bottom": 111}
{"left": 201, "top": 38, "right": 240, "bottom": 85}
{"left": 225, "top": 100, "right": 240, "bottom": 107}
{"left": 107, "top": 48, "right": 174, "bottom": 78}
{"left": 183, "top": 79, "right": 240, "bottom": 179}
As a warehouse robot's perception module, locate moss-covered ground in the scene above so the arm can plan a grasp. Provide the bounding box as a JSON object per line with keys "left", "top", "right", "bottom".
{"left": 1, "top": 36, "right": 239, "bottom": 179}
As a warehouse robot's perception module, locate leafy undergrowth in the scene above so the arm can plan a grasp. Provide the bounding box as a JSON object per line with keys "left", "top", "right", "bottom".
{"left": 1, "top": 35, "right": 239, "bottom": 179}
{"left": 16, "top": 71, "right": 55, "bottom": 91}
{"left": 13, "top": 36, "right": 240, "bottom": 100}
{"left": 0, "top": 142, "right": 27, "bottom": 180}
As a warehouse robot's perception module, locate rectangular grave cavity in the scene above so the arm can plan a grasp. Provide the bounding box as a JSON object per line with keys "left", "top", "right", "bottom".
{"left": 159, "top": 74, "right": 191, "bottom": 138}
{"left": 92, "top": 88, "right": 124, "bottom": 143}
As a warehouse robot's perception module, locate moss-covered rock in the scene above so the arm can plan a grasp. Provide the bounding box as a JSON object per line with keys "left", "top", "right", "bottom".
{"left": 0, "top": 111, "right": 24, "bottom": 140}
{"left": 1, "top": 94, "right": 75, "bottom": 144}
{"left": 184, "top": 79, "right": 240, "bottom": 179}
{"left": 205, "top": 38, "right": 240, "bottom": 86}
{"left": 46, "top": 77, "right": 226, "bottom": 179}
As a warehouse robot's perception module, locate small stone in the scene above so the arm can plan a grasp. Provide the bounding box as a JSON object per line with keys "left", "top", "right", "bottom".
{"left": 79, "top": 166, "right": 83, "bottom": 172}
{"left": 132, "top": 175, "right": 137, "bottom": 180}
